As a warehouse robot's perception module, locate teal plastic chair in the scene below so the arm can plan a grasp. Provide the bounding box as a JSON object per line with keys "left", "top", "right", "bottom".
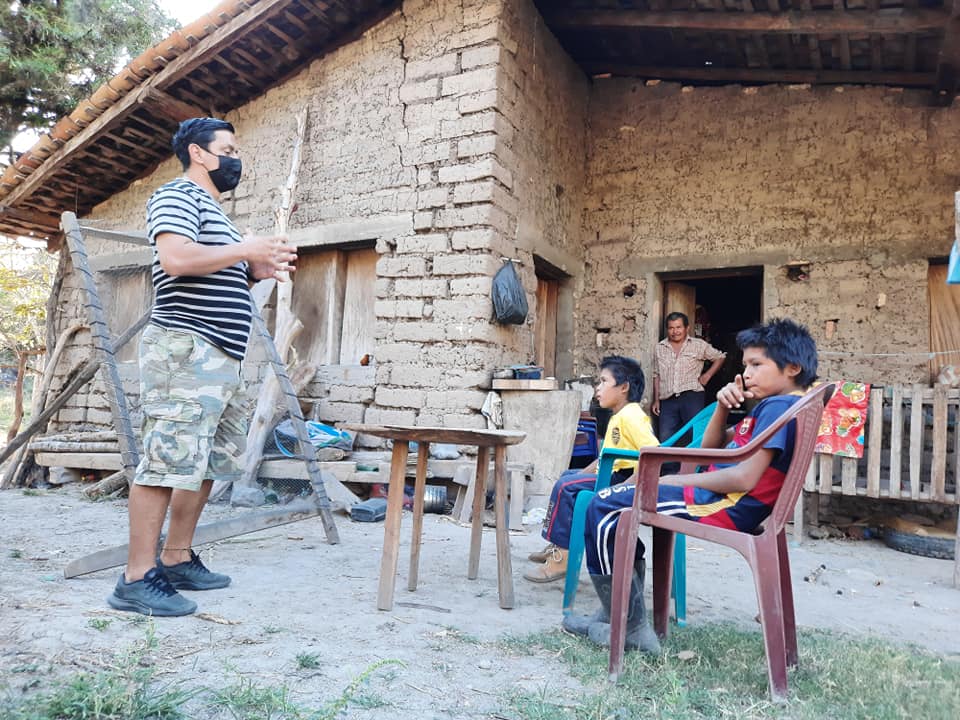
{"left": 562, "top": 402, "right": 717, "bottom": 625}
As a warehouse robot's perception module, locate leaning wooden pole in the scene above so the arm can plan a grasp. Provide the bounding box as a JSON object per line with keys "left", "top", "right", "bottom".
{"left": 236, "top": 109, "right": 310, "bottom": 496}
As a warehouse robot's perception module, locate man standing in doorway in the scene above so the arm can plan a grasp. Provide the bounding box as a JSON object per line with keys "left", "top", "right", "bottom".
{"left": 108, "top": 117, "right": 296, "bottom": 616}
{"left": 651, "top": 312, "right": 726, "bottom": 443}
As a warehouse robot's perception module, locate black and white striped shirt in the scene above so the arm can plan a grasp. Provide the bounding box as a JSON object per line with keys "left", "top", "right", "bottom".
{"left": 146, "top": 178, "right": 251, "bottom": 360}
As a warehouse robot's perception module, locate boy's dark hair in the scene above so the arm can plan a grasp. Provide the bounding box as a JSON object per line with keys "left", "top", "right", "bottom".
{"left": 599, "top": 355, "right": 645, "bottom": 402}
{"left": 736, "top": 318, "right": 818, "bottom": 388}
{"left": 665, "top": 312, "right": 689, "bottom": 326}
{"left": 172, "top": 118, "right": 235, "bottom": 170}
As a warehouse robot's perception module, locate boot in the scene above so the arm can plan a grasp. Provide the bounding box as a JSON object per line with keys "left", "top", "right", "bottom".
{"left": 587, "top": 562, "right": 661, "bottom": 654}
{"left": 522, "top": 547, "right": 568, "bottom": 583}
{"left": 561, "top": 573, "right": 611, "bottom": 637}
{"left": 528, "top": 543, "right": 556, "bottom": 563}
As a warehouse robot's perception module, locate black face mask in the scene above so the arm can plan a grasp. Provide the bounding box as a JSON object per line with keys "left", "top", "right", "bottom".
{"left": 207, "top": 155, "right": 242, "bottom": 193}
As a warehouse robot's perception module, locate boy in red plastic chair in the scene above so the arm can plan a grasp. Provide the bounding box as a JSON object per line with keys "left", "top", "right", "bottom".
{"left": 524, "top": 356, "right": 659, "bottom": 583}
{"left": 565, "top": 319, "right": 818, "bottom": 652}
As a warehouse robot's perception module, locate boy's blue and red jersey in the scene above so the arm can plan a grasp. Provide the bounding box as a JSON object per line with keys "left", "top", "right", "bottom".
{"left": 682, "top": 394, "right": 800, "bottom": 531}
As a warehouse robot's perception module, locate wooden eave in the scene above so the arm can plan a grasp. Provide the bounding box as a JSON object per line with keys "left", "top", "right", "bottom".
{"left": 536, "top": 1, "right": 960, "bottom": 99}
{"left": 0, "top": 0, "right": 400, "bottom": 241}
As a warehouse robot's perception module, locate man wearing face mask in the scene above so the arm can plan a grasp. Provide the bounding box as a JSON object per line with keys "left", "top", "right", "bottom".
{"left": 108, "top": 117, "right": 296, "bottom": 616}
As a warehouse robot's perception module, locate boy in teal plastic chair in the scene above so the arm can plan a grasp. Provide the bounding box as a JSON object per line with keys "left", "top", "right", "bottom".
{"left": 524, "top": 356, "right": 659, "bottom": 583}
{"left": 565, "top": 319, "right": 818, "bottom": 652}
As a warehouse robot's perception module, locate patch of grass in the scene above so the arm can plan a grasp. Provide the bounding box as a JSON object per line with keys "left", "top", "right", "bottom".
{"left": 205, "top": 678, "right": 301, "bottom": 720}
{"left": 21, "top": 489, "right": 40, "bottom": 496}
{"left": 0, "top": 627, "right": 194, "bottom": 720}
{"left": 87, "top": 618, "right": 112, "bottom": 632}
{"left": 503, "top": 624, "right": 960, "bottom": 720}
{"left": 262, "top": 625, "right": 284, "bottom": 634}
{"left": 295, "top": 652, "right": 321, "bottom": 670}
{"left": 317, "top": 659, "right": 404, "bottom": 720}
{"left": 9, "top": 549, "right": 23, "bottom": 559}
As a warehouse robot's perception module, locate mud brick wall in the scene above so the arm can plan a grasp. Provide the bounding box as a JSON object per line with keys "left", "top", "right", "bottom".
{"left": 581, "top": 80, "right": 960, "bottom": 387}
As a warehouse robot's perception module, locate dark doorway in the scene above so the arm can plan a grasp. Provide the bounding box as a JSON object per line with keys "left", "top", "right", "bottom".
{"left": 661, "top": 268, "right": 764, "bottom": 402}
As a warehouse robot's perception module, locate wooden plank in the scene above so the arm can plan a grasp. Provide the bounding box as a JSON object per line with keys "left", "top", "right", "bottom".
{"left": 468, "top": 446, "right": 490, "bottom": 581}
{"left": 909, "top": 383, "right": 924, "bottom": 500}
{"left": 582, "top": 62, "right": 935, "bottom": 87}
{"left": 544, "top": 8, "right": 949, "bottom": 34}
{"left": 803, "top": 458, "right": 817, "bottom": 492}
{"left": 818, "top": 453, "right": 834, "bottom": 493}
{"left": 64, "top": 499, "right": 326, "bottom": 578}
{"left": 34, "top": 452, "right": 122, "bottom": 470}
{"left": 929, "top": 264, "right": 960, "bottom": 380}
{"left": 866, "top": 388, "right": 883, "bottom": 498}
{"left": 841, "top": 457, "right": 858, "bottom": 496}
{"left": 491, "top": 378, "right": 559, "bottom": 391}
{"left": 338, "top": 248, "right": 377, "bottom": 365}
{"left": 890, "top": 385, "right": 904, "bottom": 497}
{"left": 292, "top": 248, "right": 347, "bottom": 366}
{"left": 932, "top": 386, "right": 948, "bottom": 501}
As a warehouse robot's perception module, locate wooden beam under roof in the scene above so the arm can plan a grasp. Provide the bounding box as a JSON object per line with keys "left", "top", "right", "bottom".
{"left": 545, "top": 8, "right": 949, "bottom": 35}
{"left": 585, "top": 61, "right": 936, "bottom": 86}
{"left": 0, "top": 206, "right": 60, "bottom": 234}
{"left": 135, "top": 86, "right": 207, "bottom": 123}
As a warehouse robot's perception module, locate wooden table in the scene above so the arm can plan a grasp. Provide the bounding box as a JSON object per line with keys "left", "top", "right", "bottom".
{"left": 342, "top": 424, "right": 526, "bottom": 610}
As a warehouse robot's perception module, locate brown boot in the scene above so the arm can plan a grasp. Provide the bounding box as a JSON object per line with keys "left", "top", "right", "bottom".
{"left": 527, "top": 543, "right": 556, "bottom": 563}
{"left": 522, "top": 547, "right": 568, "bottom": 583}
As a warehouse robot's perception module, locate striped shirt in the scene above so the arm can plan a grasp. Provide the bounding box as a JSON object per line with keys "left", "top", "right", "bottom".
{"left": 146, "top": 178, "right": 251, "bottom": 360}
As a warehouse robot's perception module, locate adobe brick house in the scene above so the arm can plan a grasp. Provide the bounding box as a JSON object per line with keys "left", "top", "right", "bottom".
{"left": 2, "top": 0, "right": 960, "bottom": 444}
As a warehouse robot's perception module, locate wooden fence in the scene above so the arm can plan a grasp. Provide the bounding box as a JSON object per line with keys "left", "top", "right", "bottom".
{"left": 805, "top": 385, "right": 958, "bottom": 503}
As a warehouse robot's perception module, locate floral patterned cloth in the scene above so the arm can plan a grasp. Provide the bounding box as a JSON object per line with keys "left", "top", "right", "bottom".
{"left": 814, "top": 381, "right": 870, "bottom": 458}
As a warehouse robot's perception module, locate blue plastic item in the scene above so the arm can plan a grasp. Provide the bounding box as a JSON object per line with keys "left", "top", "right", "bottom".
{"left": 562, "top": 402, "right": 718, "bottom": 626}
{"left": 570, "top": 418, "right": 599, "bottom": 462}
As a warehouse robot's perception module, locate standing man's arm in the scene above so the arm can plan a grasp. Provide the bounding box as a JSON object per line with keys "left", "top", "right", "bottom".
{"left": 698, "top": 356, "right": 725, "bottom": 389}
{"left": 697, "top": 341, "right": 726, "bottom": 389}
{"left": 651, "top": 376, "right": 661, "bottom": 416}
{"left": 155, "top": 232, "right": 296, "bottom": 279}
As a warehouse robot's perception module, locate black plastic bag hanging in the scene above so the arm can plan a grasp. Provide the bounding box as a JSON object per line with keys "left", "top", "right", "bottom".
{"left": 491, "top": 259, "right": 528, "bottom": 324}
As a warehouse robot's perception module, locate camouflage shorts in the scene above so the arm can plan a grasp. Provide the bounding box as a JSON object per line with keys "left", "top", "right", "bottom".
{"left": 134, "top": 324, "right": 249, "bottom": 492}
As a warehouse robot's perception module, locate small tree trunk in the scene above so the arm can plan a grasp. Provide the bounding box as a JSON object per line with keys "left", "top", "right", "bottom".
{"left": 6, "top": 350, "right": 28, "bottom": 441}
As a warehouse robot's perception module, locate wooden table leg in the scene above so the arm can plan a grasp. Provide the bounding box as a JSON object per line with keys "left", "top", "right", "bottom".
{"left": 408, "top": 442, "right": 430, "bottom": 591}
{"left": 493, "top": 444, "right": 515, "bottom": 608}
{"left": 467, "top": 445, "right": 489, "bottom": 580}
{"left": 377, "top": 441, "right": 409, "bottom": 611}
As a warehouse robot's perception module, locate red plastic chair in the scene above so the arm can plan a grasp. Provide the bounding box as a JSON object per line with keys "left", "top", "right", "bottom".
{"left": 607, "top": 383, "right": 832, "bottom": 700}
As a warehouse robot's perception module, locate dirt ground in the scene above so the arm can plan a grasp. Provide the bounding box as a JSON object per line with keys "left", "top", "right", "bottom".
{"left": 1, "top": 484, "right": 959, "bottom": 718}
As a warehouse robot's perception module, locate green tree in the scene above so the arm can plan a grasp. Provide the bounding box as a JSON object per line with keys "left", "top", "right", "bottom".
{"left": 0, "top": 238, "right": 56, "bottom": 439}
{"left": 0, "top": 0, "right": 178, "bottom": 163}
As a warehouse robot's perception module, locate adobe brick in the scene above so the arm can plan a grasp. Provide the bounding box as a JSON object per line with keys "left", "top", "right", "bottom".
{"left": 377, "top": 256, "right": 427, "bottom": 277}
{"left": 328, "top": 385, "right": 375, "bottom": 403}
{"left": 415, "top": 188, "right": 449, "bottom": 210}
{"left": 396, "top": 232, "right": 449, "bottom": 253}
{"left": 376, "top": 342, "right": 424, "bottom": 363}
{"left": 450, "top": 276, "right": 493, "bottom": 295}
{"left": 432, "top": 253, "right": 500, "bottom": 276}
{"left": 376, "top": 387, "right": 426, "bottom": 408}
{"left": 461, "top": 44, "right": 502, "bottom": 70}
{"left": 441, "top": 67, "right": 499, "bottom": 97}
{"left": 405, "top": 52, "right": 459, "bottom": 81}
{"left": 364, "top": 408, "right": 418, "bottom": 426}
{"left": 457, "top": 133, "right": 498, "bottom": 159}
{"left": 316, "top": 401, "right": 366, "bottom": 424}
{"left": 393, "top": 321, "right": 447, "bottom": 342}
{"left": 399, "top": 78, "right": 441, "bottom": 104}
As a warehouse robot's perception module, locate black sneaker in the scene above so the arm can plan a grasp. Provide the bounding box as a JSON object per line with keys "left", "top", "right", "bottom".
{"left": 107, "top": 567, "right": 197, "bottom": 616}
{"left": 159, "top": 550, "right": 231, "bottom": 591}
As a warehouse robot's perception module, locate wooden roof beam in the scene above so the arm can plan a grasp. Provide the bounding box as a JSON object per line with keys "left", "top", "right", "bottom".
{"left": 934, "top": 0, "right": 960, "bottom": 104}
{"left": 136, "top": 86, "right": 208, "bottom": 122}
{"left": 585, "top": 61, "right": 936, "bottom": 87}
{"left": 0, "top": 206, "right": 60, "bottom": 234}
{"left": 545, "top": 8, "right": 949, "bottom": 35}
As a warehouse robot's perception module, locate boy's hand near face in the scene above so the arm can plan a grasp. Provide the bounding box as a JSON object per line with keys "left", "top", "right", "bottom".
{"left": 716, "top": 374, "right": 754, "bottom": 410}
